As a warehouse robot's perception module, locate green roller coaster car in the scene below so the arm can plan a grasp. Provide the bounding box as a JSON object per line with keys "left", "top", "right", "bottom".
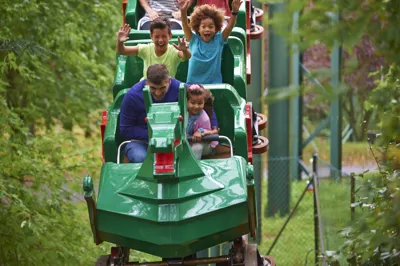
{"left": 83, "top": 85, "right": 258, "bottom": 261}
{"left": 83, "top": 1, "right": 273, "bottom": 264}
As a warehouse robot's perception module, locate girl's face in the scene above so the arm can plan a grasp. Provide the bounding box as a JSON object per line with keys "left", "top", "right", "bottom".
{"left": 198, "top": 18, "right": 216, "bottom": 42}
{"left": 188, "top": 94, "right": 205, "bottom": 116}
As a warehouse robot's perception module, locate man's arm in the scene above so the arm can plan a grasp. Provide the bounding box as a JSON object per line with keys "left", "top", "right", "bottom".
{"left": 222, "top": 0, "right": 242, "bottom": 40}
{"left": 139, "top": 0, "right": 159, "bottom": 20}
{"left": 178, "top": 0, "right": 193, "bottom": 41}
{"left": 210, "top": 109, "right": 218, "bottom": 129}
{"left": 116, "top": 24, "right": 139, "bottom": 56}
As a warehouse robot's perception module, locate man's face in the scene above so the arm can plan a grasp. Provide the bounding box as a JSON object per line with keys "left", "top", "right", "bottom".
{"left": 146, "top": 78, "right": 170, "bottom": 101}
{"left": 150, "top": 28, "right": 172, "bottom": 54}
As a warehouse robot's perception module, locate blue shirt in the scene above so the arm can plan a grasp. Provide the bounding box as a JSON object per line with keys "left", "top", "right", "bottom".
{"left": 187, "top": 32, "right": 225, "bottom": 84}
{"left": 119, "top": 79, "right": 218, "bottom": 141}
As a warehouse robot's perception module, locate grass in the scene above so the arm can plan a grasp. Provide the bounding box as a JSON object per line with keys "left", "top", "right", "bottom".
{"left": 302, "top": 136, "right": 376, "bottom": 167}
{"left": 258, "top": 178, "right": 353, "bottom": 266}
{"left": 258, "top": 170, "right": 382, "bottom": 266}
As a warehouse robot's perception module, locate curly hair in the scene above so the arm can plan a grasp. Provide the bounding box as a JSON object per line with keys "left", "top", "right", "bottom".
{"left": 187, "top": 84, "right": 214, "bottom": 120}
{"left": 189, "top": 5, "right": 225, "bottom": 34}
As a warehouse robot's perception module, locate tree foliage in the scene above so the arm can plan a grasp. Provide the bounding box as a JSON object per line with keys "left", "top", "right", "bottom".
{"left": 264, "top": 0, "right": 400, "bottom": 141}
{"left": 266, "top": 0, "right": 400, "bottom": 63}
{"left": 0, "top": 0, "right": 121, "bottom": 131}
{"left": 0, "top": 0, "right": 136, "bottom": 264}
{"left": 327, "top": 66, "right": 399, "bottom": 265}
{"left": 0, "top": 96, "right": 106, "bottom": 265}
{"left": 330, "top": 169, "right": 400, "bottom": 265}
{"left": 264, "top": 1, "right": 400, "bottom": 264}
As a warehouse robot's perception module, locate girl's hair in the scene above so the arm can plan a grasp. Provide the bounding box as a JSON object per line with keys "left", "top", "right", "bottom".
{"left": 187, "top": 84, "right": 214, "bottom": 120}
{"left": 189, "top": 5, "right": 225, "bottom": 34}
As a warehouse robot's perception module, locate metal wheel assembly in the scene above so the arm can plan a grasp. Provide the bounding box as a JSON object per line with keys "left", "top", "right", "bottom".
{"left": 256, "top": 113, "right": 267, "bottom": 131}
{"left": 252, "top": 136, "right": 269, "bottom": 154}
{"left": 244, "top": 244, "right": 258, "bottom": 266}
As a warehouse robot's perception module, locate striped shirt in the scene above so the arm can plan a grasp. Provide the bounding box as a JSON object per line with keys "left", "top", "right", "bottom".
{"left": 148, "top": 0, "right": 179, "bottom": 17}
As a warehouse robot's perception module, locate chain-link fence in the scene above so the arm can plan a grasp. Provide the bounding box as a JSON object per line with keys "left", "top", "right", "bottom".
{"left": 262, "top": 156, "right": 316, "bottom": 266}
{"left": 315, "top": 156, "right": 353, "bottom": 264}
{"left": 261, "top": 155, "right": 363, "bottom": 266}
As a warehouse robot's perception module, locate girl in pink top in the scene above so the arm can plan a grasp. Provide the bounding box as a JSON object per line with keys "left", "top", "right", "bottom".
{"left": 195, "top": 0, "right": 231, "bottom": 17}
{"left": 186, "top": 84, "right": 218, "bottom": 159}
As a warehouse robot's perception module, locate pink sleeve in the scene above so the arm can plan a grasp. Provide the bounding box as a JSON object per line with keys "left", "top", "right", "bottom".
{"left": 193, "top": 111, "right": 211, "bottom": 132}
{"left": 194, "top": 111, "right": 218, "bottom": 148}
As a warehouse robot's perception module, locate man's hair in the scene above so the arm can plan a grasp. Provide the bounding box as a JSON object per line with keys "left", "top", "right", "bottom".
{"left": 150, "top": 16, "right": 172, "bottom": 34}
{"left": 190, "top": 5, "right": 225, "bottom": 34}
{"left": 147, "top": 64, "right": 170, "bottom": 84}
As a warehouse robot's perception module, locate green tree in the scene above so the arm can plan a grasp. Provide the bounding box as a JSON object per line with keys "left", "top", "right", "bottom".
{"left": 264, "top": 1, "right": 400, "bottom": 264}
{"left": 0, "top": 0, "right": 131, "bottom": 264}
{"left": 330, "top": 66, "right": 400, "bottom": 265}
{"left": 264, "top": 0, "right": 400, "bottom": 141}
{"left": 0, "top": 0, "right": 121, "bottom": 132}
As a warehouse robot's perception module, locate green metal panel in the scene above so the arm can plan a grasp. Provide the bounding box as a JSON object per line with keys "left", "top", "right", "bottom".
{"left": 266, "top": 3, "right": 290, "bottom": 217}
{"left": 96, "top": 150, "right": 252, "bottom": 258}
{"left": 125, "top": 0, "right": 144, "bottom": 30}
{"left": 330, "top": 39, "right": 342, "bottom": 180}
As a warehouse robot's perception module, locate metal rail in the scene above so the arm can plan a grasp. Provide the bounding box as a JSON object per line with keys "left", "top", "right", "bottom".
{"left": 125, "top": 255, "right": 231, "bottom": 266}
{"left": 117, "top": 135, "right": 233, "bottom": 164}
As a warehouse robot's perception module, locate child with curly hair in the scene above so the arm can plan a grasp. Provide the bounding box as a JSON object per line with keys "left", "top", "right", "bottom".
{"left": 179, "top": 0, "right": 242, "bottom": 84}
{"left": 186, "top": 84, "right": 218, "bottom": 159}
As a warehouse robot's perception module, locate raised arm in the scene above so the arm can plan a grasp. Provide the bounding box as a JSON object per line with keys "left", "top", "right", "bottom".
{"left": 173, "top": 36, "right": 191, "bottom": 60}
{"left": 222, "top": 0, "right": 242, "bottom": 40}
{"left": 139, "top": 0, "right": 159, "bottom": 20}
{"left": 116, "top": 24, "right": 139, "bottom": 56}
{"left": 178, "top": 0, "right": 193, "bottom": 41}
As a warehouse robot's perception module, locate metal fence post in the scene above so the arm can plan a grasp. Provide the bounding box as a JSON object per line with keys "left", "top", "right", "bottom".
{"left": 312, "top": 154, "right": 319, "bottom": 263}
{"left": 266, "top": 2, "right": 290, "bottom": 217}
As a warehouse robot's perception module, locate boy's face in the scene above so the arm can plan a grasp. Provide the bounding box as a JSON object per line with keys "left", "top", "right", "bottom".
{"left": 199, "top": 18, "right": 216, "bottom": 43}
{"left": 150, "top": 28, "right": 172, "bottom": 54}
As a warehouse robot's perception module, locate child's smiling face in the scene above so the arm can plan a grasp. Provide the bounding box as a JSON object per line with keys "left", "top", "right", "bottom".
{"left": 150, "top": 28, "right": 172, "bottom": 54}
{"left": 198, "top": 18, "right": 216, "bottom": 42}
{"left": 188, "top": 94, "right": 205, "bottom": 116}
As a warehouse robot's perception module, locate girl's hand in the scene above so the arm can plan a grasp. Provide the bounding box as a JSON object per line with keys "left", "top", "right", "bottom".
{"left": 178, "top": 0, "right": 191, "bottom": 12}
{"left": 192, "top": 131, "right": 202, "bottom": 142}
{"left": 172, "top": 36, "right": 188, "bottom": 52}
{"left": 231, "top": 0, "right": 243, "bottom": 13}
{"left": 117, "top": 24, "right": 131, "bottom": 43}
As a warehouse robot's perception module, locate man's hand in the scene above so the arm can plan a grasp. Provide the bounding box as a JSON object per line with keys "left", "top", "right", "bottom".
{"left": 148, "top": 10, "right": 159, "bottom": 20}
{"left": 192, "top": 131, "right": 203, "bottom": 143}
{"left": 178, "top": 0, "right": 191, "bottom": 12}
{"left": 117, "top": 24, "right": 131, "bottom": 43}
{"left": 231, "top": 0, "right": 242, "bottom": 13}
{"left": 172, "top": 36, "right": 188, "bottom": 52}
